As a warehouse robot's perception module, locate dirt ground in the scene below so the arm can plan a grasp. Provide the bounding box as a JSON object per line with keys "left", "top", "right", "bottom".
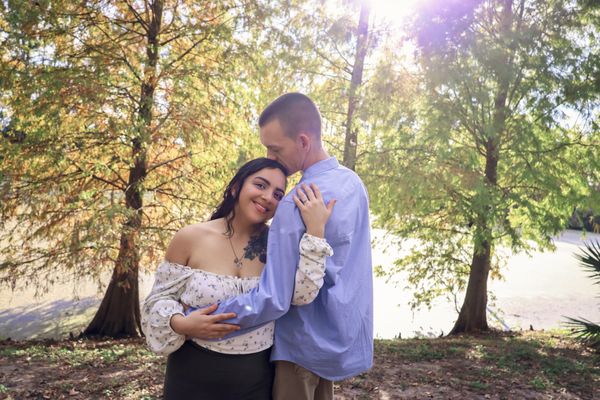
{"left": 0, "top": 330, "right": 597, "bottom": 400}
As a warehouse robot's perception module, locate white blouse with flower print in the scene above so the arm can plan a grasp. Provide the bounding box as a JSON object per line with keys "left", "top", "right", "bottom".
{"left": 141, "top": 233, "right": 333, "bottom": 355}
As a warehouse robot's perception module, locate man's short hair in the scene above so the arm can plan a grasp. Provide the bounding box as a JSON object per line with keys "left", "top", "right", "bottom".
{"left": 258, "top": 93, "right": 322, "bottom": 139}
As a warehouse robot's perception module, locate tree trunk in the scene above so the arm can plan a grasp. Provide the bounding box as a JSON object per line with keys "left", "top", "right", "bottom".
{"left": 84, "top": 1, "right": 163, "bottom": 337}
{"left": 342, "top": 1, "right": 370, "bottom": 171}
{"left": 83, "top": 224, "right": 142, "bottom": 337}
{"left": 451, "top": 127, "right": 501, "bottom": 335}
{"left": 450, "top": 239, "right": 491, "bottom": 334}
{"left": 450, "top": 0, "right": 513, "bottom": 335}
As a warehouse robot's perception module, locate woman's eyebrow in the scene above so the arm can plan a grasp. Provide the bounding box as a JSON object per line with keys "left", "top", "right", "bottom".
{"left": 254, "top": 176, "right": 271, "bottom": 185}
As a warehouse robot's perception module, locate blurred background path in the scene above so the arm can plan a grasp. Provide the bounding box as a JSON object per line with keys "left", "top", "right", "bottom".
{"left": 1, "top": 229, "right": 599, "bottom": 339}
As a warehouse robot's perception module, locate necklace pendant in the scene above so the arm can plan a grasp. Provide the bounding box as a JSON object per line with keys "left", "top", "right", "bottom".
{"left": 234, "top": 257, "right": 243, "bottom": 269}
{"left": 227, "top": 234, "right": 244, "bottom": 269}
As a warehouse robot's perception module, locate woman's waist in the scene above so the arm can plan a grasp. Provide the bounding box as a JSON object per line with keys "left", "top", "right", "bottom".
{"left": 184, "top": 339, "right": 273, "bottom": 358}
{"left": 189, "top": 321, "right": 275, "bottom": 354}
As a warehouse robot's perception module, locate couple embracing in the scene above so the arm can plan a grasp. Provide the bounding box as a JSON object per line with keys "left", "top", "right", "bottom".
{"left": 142, "top": 93, "right": 373, "bottom": 400}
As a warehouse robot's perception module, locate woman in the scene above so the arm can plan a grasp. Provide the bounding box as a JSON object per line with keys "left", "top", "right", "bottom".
{"left": 141, "top": 158, "right": 334, "bottom": 400}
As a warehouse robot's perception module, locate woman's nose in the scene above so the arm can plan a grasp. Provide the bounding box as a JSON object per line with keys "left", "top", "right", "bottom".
{"left": 263, "top": 191, "right": 275, "bottom": 204}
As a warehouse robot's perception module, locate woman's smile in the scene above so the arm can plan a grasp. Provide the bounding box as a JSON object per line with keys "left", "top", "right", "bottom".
{"left": 252, "top": 200, "right": 269, "bottom": 214}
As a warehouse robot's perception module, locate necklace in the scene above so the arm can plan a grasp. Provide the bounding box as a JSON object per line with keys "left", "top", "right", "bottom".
{"left": 228, "top": 235, "right": 243, "bottom": 269}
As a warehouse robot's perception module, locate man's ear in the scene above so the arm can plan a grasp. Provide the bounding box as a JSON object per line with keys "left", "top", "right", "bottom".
{"left": 298, "top": 133, "right": 311, "bottom": 150}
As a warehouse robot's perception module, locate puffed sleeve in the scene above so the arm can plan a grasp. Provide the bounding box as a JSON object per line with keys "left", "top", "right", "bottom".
{"left": 141, "top": 261, "right": 194, "bottom": 355}
{"left": 291, "top": 233, "right": 333, "bottom": 306}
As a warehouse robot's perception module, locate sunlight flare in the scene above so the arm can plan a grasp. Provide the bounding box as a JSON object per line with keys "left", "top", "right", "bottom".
{"left": 368, "top": 0, "right": 421, "bottom": 25}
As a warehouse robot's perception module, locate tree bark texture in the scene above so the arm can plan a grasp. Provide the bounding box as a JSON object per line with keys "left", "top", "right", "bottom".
{"left": 450, "top": 239, "right": 492, "bottom": 334}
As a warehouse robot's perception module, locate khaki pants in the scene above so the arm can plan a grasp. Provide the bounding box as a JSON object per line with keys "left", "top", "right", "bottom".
{"left": 272, "top": 361, "right": 333, "bottom": 400}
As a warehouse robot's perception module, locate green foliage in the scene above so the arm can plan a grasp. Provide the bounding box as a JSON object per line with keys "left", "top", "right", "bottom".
{"left": 0, "top": 1, "right": 271, "bottom": 291}
{"left": 369, "top": 0, "right": 600, "bottom": 315}
{"left": 566, "top": 240, "right": 600, "bottom": 351}
{"left": 566, "top": 317, "right": 600, "bottom": 350}
{"left": 530, "top": 376, "right": 549, "bottom": 390}
{"left": 575, "top": 240, "right": 600, "bottom": 285}
{"left": 469, "top": 380, "right": 489, "bottom": 390}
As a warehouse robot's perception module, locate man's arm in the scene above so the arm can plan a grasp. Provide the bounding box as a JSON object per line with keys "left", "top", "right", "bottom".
{"left": 213, "top": 200, "right": 304, "bottom": 330}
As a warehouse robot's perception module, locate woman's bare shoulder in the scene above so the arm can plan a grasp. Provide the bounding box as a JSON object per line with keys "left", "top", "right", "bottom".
{"left": 165, "top": 220, "right": 223, "bottom": 265}
{"left": 180, "top": 218, "right": 226, "bottom": 236}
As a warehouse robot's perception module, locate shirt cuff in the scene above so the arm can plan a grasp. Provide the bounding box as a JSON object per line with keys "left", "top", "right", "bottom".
{"left": 300, "top": 233, "right": 334, "bottom": 257}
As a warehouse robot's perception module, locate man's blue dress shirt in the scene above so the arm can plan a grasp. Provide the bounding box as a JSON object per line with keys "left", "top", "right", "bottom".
{"left": 214, "top": 157, "right": 373, "bottom": 381}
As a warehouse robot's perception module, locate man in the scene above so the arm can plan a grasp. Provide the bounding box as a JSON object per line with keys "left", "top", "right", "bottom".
{"left": 189, "top": 93, "right": 373, "bottom": 399}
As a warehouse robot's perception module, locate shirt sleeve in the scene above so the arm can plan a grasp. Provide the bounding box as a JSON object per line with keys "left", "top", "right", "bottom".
{"left": 213, "top": 199, "right": 304, "bottom": 330}
{"left": 291, "top": 233, "right": 333, "bottom": 306}
{"left": 141, "top": 261, "right": 194, "bottom": 355}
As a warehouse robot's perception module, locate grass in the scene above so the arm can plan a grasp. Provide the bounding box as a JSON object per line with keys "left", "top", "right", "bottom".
{"left": 351, "top": 330, "right": 599, "bottom": 399}
{"left": 0, "top": 338, "right": 164, "bottom": 400}
{"left": 0, "top": 330, "right": 598, "bottom": 399}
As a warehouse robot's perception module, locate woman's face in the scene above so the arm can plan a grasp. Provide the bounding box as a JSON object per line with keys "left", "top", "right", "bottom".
{"left": 235, "top": 167, "right": 287, "bottom": 224}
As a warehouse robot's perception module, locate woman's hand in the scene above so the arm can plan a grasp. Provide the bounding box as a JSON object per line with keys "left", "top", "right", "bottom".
{"left": 170, "top": 303, "right": 240, "bottom": 339}
{"left": 293, "top": 183, "right": 336, "bottom": 238}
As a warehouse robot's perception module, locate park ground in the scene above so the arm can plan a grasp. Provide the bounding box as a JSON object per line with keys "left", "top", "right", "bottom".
{"left": 0, "top": 330, "right": 597, "bottom": 400}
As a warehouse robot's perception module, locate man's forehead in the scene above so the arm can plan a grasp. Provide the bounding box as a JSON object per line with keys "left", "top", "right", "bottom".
{"left": 260, "top": 118, "right": 287, "bottom": 137}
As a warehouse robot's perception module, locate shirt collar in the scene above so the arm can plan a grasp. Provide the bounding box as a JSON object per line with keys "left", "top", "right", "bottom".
{"left": 300, "top": 157, "right": 339, "bottom": 181}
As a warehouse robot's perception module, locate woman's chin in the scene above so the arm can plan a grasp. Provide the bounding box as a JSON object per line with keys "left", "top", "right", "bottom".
{"left": 245, "top": 212, "right": 270, "bottom": 225}
{"left": 257, "top": 215, "right": 273, "bottom": 224}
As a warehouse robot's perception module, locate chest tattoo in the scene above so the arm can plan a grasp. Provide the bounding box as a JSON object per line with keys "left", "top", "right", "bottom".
{"left": 243, "top": 229, "right": 269, "bottom": 263}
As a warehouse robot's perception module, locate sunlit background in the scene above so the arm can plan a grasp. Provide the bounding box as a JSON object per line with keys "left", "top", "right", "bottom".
{"left": 369, "top": 0, "right": 422, "bottom": 24}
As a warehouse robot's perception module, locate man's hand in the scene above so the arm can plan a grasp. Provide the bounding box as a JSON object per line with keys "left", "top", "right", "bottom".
{"left": 170, "top": 303, "right": 240, "bottom": 339}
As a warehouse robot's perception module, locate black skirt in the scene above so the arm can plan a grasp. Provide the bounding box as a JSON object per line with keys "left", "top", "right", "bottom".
{"left": 163, "top": 341, "right": 274, "bottom": 400}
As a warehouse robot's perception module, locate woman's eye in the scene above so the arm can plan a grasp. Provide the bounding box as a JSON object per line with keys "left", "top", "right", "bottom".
{"left": 255, "top": 183, "right": 265, "bottom": 189}
{"left": 274, "top": 193, "right": 283, "bottom": 201}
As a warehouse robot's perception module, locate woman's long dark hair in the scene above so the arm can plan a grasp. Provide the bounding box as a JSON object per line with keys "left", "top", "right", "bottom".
{"left": 211, "top": 158, "right": 288, "bottom": 237}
